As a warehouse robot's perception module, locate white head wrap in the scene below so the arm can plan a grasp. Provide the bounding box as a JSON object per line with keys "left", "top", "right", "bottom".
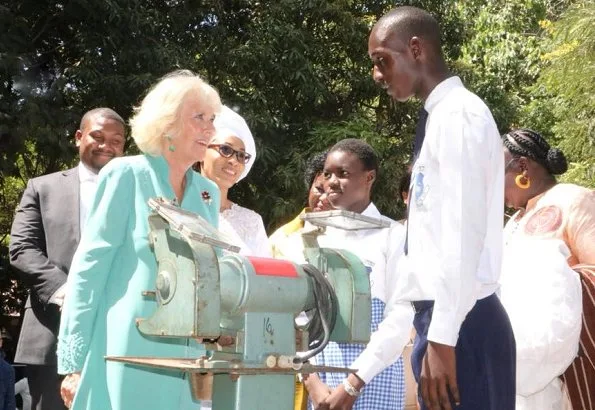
{"left": 213, "top": 105, "right": 256, "bottom": 182}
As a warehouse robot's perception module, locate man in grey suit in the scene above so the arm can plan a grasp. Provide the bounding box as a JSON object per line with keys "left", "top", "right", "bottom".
{"left": 9, "top": 108, "right": 126, "bottom": 410}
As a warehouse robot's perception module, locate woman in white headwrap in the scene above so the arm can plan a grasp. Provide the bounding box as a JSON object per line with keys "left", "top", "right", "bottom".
{"left": 200, "top": 105, "right": 272, "bottom": 257}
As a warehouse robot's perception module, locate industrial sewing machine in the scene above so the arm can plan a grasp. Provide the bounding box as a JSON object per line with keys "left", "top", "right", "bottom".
{"left": 107, "top": 198, "right": 388, "bottom": 409}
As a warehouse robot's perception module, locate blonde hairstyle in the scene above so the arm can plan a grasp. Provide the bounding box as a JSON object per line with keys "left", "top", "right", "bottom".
{"left": 129, "top": 70, "right": 221, "bottom": 155}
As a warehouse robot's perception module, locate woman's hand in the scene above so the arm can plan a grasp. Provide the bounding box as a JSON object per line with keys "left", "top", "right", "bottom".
{"left": 60, "top": 372, "right": 81, "bottom": 408}
{"left": 304, "top": 374, "right": 332, "bottom": 409}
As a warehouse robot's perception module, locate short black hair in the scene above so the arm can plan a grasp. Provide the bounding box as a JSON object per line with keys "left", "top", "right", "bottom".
{"left": 80, "top": 107, "right": 126, "bottom": 131}
{"left": 304, "top": 151, "right": 328, "bottom": 189}
{"left": 329, "top": 138, "right": 379, "bottom": 174}
{"left": 376, "top": 6, "right": 442, "bottom": 53}
{"left": 503, "top": 128, "right": 568, "bottom": 175}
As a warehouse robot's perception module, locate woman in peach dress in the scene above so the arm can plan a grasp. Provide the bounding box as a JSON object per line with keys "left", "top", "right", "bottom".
{"left": 500, "top": 128, "right": 595, "bottom": 410}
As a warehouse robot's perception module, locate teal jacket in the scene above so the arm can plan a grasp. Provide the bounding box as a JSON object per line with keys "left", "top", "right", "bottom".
{"left": 57, "top": 154, "right": 219, "bottom": 410}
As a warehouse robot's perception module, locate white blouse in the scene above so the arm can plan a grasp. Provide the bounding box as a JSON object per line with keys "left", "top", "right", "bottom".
{"left": 499, "top": 238, "right": 582, "bottom": 410}
{"left": 219, "top": 203, "right": 271, "bottom": 258}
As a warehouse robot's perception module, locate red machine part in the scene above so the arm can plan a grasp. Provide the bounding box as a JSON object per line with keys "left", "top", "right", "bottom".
{"left": 247, "top": 257, "right": 298, "bottom": 278}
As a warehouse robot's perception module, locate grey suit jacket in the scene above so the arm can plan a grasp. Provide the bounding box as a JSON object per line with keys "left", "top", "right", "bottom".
{"left": 9, "top": 167, "right": 80, "bottom": 365}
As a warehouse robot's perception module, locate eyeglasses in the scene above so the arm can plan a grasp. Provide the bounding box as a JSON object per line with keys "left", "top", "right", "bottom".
{"left": 208, "top": 144, "right": 252, "bottom": 164}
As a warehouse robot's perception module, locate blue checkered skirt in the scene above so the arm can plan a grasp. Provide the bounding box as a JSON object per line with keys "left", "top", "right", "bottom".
{"left": 314, "top": 298, "right": 405, "bottom": 410}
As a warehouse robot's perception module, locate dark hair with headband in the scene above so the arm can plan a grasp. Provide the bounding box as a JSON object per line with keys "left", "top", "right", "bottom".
{"left": 502, "top": 128, "right": 568, "bottom": 175}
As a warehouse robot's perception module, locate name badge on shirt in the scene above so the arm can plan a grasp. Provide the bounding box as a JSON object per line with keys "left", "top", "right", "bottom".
{"left": 411, "top": 164, "right": 430, "bottom": 209}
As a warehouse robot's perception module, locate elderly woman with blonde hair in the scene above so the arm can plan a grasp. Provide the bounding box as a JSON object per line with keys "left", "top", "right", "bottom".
{"left": 57, "top": 70, "right": 221, "bottom": 410}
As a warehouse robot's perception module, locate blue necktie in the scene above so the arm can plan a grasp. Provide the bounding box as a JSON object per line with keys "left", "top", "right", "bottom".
{"left": 413, "top": 108, "right": 429, "bottom": 160}
{"left": 404, "top": 108, "right": 428, "bottom": 255}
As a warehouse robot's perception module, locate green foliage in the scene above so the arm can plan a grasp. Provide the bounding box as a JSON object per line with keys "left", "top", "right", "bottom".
{"left": 0, "top": 176, "right": 27, "bottom": 315}
{"left": 200, "top": 0, "right": 386, "bottom": 224}
{"left": 454, "top": 0, "right": 593, "bottom": 188}
{"left": 0, "top": 0, "right": 224, "bottom": 314}
{"left": 198, "top": 0, "right": 466, "bottom": 225}
{"left": 0, "top": 144, "right": 45, "bottom": 315}
{"left": 560, "top": 161, "right": 595, "bottom": 188}
{"left": 521, "top": 0, "right": 595, "bottom": 187}
{"left": 306, "top": 110, "right": 412, "bottom": 219}
{"left": 0, "top": 0, "right": 592, "bottom": 314}
{"left": 456, "top": 0, "right": 548, "bottom": 130}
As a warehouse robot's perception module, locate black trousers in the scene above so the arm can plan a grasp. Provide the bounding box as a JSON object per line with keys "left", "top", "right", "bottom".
{"left": 411, "top": 294, "right": 516, "bottom": 410}
{"left": 26, "top": 365, "right": 66, "bottom": 410}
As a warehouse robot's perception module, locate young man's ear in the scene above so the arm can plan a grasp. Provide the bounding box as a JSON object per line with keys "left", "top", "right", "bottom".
{"left": 409, "top": 36, "right": 422, "bottom": 59}
{"left": 367, "top": 170, "right": 376, "bottom": 185}
{"left": 74, "top": 130, "right": 83, "bottom": 147}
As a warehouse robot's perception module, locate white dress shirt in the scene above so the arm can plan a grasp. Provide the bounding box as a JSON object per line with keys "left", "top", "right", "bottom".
{"left": 314, "top": 203, "right": 414, "bottom": 383}
{"left": 50, "top": 162, "right": 99, "bottom": 306}
{"left": 78, "top": 161, "right": 99, "bottom": 233}
{"left": 391, "top": 76, "right": 505, "bottom": 346}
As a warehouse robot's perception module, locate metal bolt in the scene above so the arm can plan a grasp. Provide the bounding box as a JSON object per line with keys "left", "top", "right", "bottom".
{"left": 277, "top": 356, "right": 291, "bottom": 368}
{"left": 156, "top": 271, "right": 170, "bottom": 300}
{"left": 265, "top": 355, "right": 277, "bottom": 368}
{"left": 142, "top": 290, "right": 156, "bottom": 298}
{"left": 291, "top": 357, "right": 303, "bottom": 371}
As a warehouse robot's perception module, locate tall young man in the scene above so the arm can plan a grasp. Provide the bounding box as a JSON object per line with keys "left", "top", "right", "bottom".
{"left": 367, "top": 7, "right": 515, "bottom": 410}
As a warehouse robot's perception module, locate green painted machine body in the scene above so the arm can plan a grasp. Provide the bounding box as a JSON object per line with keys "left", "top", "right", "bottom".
{"left": 115, "top": 200, "right": 372, "bottom": 410}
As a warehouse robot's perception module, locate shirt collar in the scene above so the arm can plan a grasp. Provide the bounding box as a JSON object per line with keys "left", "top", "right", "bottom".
{"left": 360, "top": 202, "right": 381, "bottom": 218}
{"left": 145, "top": 154, "right": 196, "bottom": 202}
{"left": 78, "top": 161, "right": 98, "bottom": 183}
{"left": 424, "top": 76, "right": 464, "bottom": 114}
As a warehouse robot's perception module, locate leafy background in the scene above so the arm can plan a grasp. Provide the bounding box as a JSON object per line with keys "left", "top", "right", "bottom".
{"left": 1, "top": 0, "right": 593, "bottom": 324}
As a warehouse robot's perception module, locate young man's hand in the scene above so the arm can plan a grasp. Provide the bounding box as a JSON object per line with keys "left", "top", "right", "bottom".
{"left": 318, "top": 373, "right": 363, "bottom": 410}
{"left": 420, "top": 341, "right": 460, "bottom": 410}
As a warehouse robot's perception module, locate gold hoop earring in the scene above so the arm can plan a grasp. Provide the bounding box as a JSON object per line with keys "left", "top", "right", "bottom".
{"left": 515, "top": 174, "right": 530, "bottom": 189}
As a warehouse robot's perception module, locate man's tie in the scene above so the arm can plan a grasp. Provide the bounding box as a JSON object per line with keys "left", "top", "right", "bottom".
{"left": 412, "top": 108, "right": 428, "bottom": 160}
{"left": 404, "top": 108, "right": 428, "bottom": 255}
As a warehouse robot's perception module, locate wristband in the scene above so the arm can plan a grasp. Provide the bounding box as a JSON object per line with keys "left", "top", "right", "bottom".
{"left": 342, "top": 378, "right": 362, "bottom": 397}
